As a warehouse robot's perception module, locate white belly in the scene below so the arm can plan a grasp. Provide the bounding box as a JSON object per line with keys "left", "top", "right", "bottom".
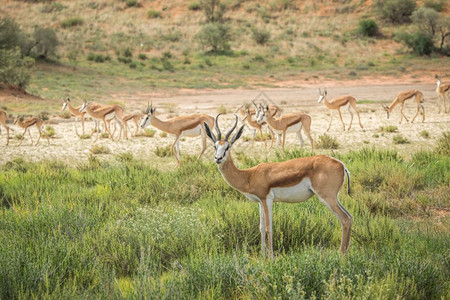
{"left": 270, "top": 178, "right": 314, "bottom": 203}
{"left": 105, "top": 112, "right": 116, "bottom": 121}
{"left": 244, "top": 193, "right": 260, "bottom": 202}
{"left": 182, "top": 125, "right": 201, "bottom": 137}
{"left": 286, "top": 122, "right": 302, "bottom": 133}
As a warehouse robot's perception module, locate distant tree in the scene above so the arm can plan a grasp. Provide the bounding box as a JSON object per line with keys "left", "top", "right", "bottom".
{"left": 374, "top": 0, "right": 416, "bottom": 24}
{"left": 0, "top": 47, "right": 35, "bottom": 88}
{"left": 196, "top": 23, "right": 231, "bottom": 53}
{"left": 0, "top": 18, "right": 22, "bottom": 51}
{"left": 31, "top": 27, "right": 58, "bottom": 59}
{"left": 200, "top": 0, "right": 227, "bottom": 23}
{"left": 411, "top": 7, "right": 450, "bottom": 51}
{"left": 357, "top": 19, "right": 380, "bottom": 37}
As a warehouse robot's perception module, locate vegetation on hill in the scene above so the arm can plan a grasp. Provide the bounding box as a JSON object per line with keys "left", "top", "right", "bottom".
{"left": 0, "top": 0, "right": 448, "bottom": 97}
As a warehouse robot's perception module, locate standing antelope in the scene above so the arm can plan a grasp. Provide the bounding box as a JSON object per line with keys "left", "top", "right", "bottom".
{"left": 13, "top": 116, "right": 50, "bottom": 146}
{"left": 140, "top": 103, "right": 214, "bottom": 165}
{"left": 435, "top": 74, "right": 449, "bottom": 113}
{"left": 62, "top": 97, "right": 102, "bottom": 136}
{"left": 256, "top": 103, "right": 314, "bottom": 153}
{"left": 382, "top": 90, "right": 425, "bottom": 123}
{"left": 0, "top": 110, "right": 10, "bottom": 145}
{"left": 79, "top": 101, "right": 127, "bottom": 141}
{"left": 239, "top": 106, "right": 273, "bottom": 149}
{"left": 123, "top": 113, "right": 143, "bottom": 138}
{"left": 204, "top": 114, "right": 352, "bottom": 259}
{"left": 317, "top": 88, "right": 364, "bottom": 132}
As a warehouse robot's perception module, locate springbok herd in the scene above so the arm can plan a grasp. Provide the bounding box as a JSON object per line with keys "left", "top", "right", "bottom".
{"left": 0, "top": 76, "right": 449, "bottom": 258}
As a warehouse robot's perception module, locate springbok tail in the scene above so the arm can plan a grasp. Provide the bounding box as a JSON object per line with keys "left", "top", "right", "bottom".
{"left": 344, "top": 166, "right": 351, "bottom": 196}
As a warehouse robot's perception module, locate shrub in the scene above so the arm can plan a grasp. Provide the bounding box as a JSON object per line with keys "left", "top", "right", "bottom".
{"left": 31, "top": 27, "right": 58, "bottom": 59}
{"left": 251, "top": 27, "right": 271, "bottom": 45}
{"left": 0, "top": 47, "right": 34, "bottom": 89}
{"left": 142, "top": 129, "right": 156, "bottom": 137}
{"left": 123, "top": 48, "right": 133, "bottom": 58}
{"left": 40, "top": 2, "right": 66, "bottom": 13}
{"left": 126, "top": 0, "right": 139, "bottom": 7}
{"left": 43, "top": 126, "right": 55, "bottom": 138}
{"left": 379, "top": 125, "right": 398, "bottom": 133}
{"left": 217, "top": 104, "right": 228, "bottom": 114}
{"left": 424, "top": 0, "right": 445, "bottom": 12}
{"left": 420, "top": 130, "right": 430, "bottom": 139}
{"left": 147, "top": 10, "right": 162, "bottom": 18}
{"left": 38, "top": 111, "right": 50, "bottom": 121}
{"left": 435, "top": 131, "right": 449, "bottom": 155}
{"left": 188, "top": 2, "right": 201, "bottom": 11}
{"left": 196, "top": 23, "right": 231, "bottom": 53}
{"left": 374, "top": 0, "right": 416, "bottom": 24}
{"left": 138, "top": 53, "right": 147, "bottom": 60}
{"left": 116, "top": 152, "right": 134, "bottom": 162}
{"left": 90, "top": 145, "right": 110, "bottom": 154}
{"left": 393, "top": 134, "right": 410, "bottom": 144}
{"left": 357, "top": 19, "right": 379, "bottom": 37}
{"left": 60, "top": 17, "right": 84, "bottom": 28}
{"left": 160, "top": 131, "right": 167, "bottom": 138}
{"left": 396, "top": 32, "right": 434, "bottom": 55}
{"left": 316, "top": 134, "right": 339, "bottom": 149}
{"left": 201, "top": 0, "right": 227, "bottom": 23}
{"left": 154, "top": 145, "right": 172, "bottom": 157}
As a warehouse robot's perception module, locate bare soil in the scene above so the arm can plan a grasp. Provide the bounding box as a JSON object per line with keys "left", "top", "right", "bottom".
{"left": 1, "top": 82, "right": 449, "bottom": 167}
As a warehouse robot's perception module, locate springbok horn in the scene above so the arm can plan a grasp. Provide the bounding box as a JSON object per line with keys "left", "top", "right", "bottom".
{"left": 215, "top": 113, "right": 222, "bottom": 140}
{"left": 225, "top": 114, "right": 238, "bottom": 141}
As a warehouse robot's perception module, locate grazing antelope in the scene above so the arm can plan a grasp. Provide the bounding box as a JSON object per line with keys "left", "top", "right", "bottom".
{"left": 140, "top": 103, "right": 215, "bottom": 165}
{"left": 256, "top": 103, "right": 314, "bottom": 153}
{"left": 204, "top": 114, "right": 353, "bottom": 259}
{"left": 317, "top": 88, "right": 364, "bottom": 132}
{"left": 62, "top": 97, "right": 102, "bottom": 136}
{"left": 79, "top": 101, "right": 127, "bottom": 141}
{"left": 382, "top": 90, "right": 425, "bottom": 124}
{"left": 435, "top": 74, "right": 449, "bottom": 113}
{"left": 0, "top": 110, "right": 10, "bottom": 145}
{"left": 13, "top": 116, "right": 50, "bottom": 146}
{"left": 123, "top": 113, "right": 143, "bottom": 138}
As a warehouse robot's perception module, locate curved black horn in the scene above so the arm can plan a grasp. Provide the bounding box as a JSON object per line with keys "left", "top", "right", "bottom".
{"left": 215, "top": 113, "right": 222, "bottom": 140}
{"left": 145, "top": 102, "right": 151, "bottom": 114}
{"left": 225, "top": 114, "right": 239, "bottom": 141}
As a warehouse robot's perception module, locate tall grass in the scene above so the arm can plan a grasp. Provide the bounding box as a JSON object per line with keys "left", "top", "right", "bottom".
{"left": 0, "top": 148, "right": 449, "bottom": 298}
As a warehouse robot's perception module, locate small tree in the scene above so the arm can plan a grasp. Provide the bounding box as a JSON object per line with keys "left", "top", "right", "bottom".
{"left": 0, "top": 47, "right": 35, "bottom": 89}
{"left": 196, "top": 23, "right": 231, "bottom": 53}
{"left": 200, "top": 0, "right": 227, "bottom": 23}
{"left": 374, "top": 0, "right": 416, "bottom": 24}
{"left": 357, "top": 19, "right": 379, "bottom": 37}
{"left": 411, "top": 7, "right": 450, "bottom": 51}
{"left": 32, "top": 27, "right": 58, "bottom": 59}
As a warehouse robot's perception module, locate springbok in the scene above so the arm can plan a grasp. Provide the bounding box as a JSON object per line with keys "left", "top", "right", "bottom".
{"left": 13, "top": 115, "right": 50, "bottom": 146}
{"left": 382, "top": 90, "right": 425, "bottom": 123}
{"left": 204, "top": 114, "right": 352, "bottom": 259}
{"left": 140, "top": 103, "right": 214, "bottom": 165}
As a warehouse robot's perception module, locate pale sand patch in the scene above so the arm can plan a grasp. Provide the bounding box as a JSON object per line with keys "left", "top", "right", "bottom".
{"left": 1, "top": 84, "right": 449, "bottom": 167}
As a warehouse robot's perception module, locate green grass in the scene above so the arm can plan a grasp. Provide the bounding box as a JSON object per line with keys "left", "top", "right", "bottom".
{"left": 0, "top": 147, "right": 448, "bottom": 298}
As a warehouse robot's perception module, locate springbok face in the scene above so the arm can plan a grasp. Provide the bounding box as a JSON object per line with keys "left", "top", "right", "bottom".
{"left": 62, "top": 98, "right": 69, "bottom": 111}
{"left": 79, "top": 101, "right": 88, "bottom": 113}
{"left": 256, "top": 104, "right": 266, "bottom": 125}
{"left": 140, "top": 103, "right": 156, "bottom": 128}
{"left": 435, "top": 74, "right": 442, "bottom": 86}
{"left": 204, "top": 114, "right": 244, "bottom": 165}
{"left": 317, "top": 88, "right": 327, "bottom": 103}
{"left": 13, "top": 116, "right": 22, "bottom": 125}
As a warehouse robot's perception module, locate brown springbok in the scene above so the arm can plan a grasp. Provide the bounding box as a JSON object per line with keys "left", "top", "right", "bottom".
{"left": 256, "top": 103, "right": 314, "bottom": 153}
{"left": 140, "top": 103, "right": 214, "bottom": 165}
{"left": 13, "top": 116, "right": 50, "bottom": 146}
{"left": 204, "top": 114, "right": 352, "bottom": 259}
{"left": 435, "top": 74, "right": 449, "bottom": 113}
{"left": 0, "top": 110, "right": 10, "bottom": 145}
{"left": 123, "top": 113, "right": 143, "bottom": 138}
{"left": 79, "top": 101, "right": 127, "bottom": 141}
{"left": 62, "top": 97, "right": 102, "bottom": 136}
{"left": 382, "top": 90, "right": 425, "bottom": 123}
{"left": 317, "top": 88, "right": 364, "bottom": 132}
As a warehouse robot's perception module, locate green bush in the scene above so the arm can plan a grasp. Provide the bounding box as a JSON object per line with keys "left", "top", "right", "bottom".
{"left": 316, "top": 134, "right": 339, "bottom": 149}
{"left": 393, "top": 134, "right": 410, "bottom": 144}
{"left": 188, "top": 2, "right": 201, "bottom": 11}
{"left": 0, "top": 47, "right": 34, "bottom": 89}
{"left": 126, "top": 0, "right": 139, "bottom": 7}
{"left": 201, "top": 0, "right": 227, "bottom": 23}
{"left": 147, "top": 10, "right": 162, "bottom": 18}
{"left": 397, "top": 32, "right": 434, "bottom": 55}
{"left": 196, "top": 23, "right": 231, "bottom": 53}
{"left": 31, "top": 27, "right": 58, "bottom": 59}
{"left": 251, "top": 27, "right": 271, "bottom": 45}
{"left": 435, "top": 131, "right": 449, "bottom": 155}
{"left": 424, "top": 0, "right": 445, "bottom": 12}
{"left": 374, "top": 0, "right": 416, "bottom": 24}
{"left": 60, "top": 17, "right": 84, "bottom": 28}
{"left": 90, "top": 145, "right": 111, "bottom": 154}
{"left": 357, "top": 19, "right": 379, "bottom": 37}
{"left": 154, "top": 145, "right": 172, "bottom": 157}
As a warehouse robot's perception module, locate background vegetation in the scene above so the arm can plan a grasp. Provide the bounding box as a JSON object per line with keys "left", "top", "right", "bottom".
{"left": 0, "top": 133, "right": 449, "bottom": 298}
{"left": 0, "top": 0, "right": 449, "bottom": 98}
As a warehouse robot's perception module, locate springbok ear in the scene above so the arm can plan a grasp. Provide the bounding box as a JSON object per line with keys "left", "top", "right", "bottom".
{"left": 204, "top": 122, "right": 217, "bottom": 143}
{"left": 324, "top": 88, "right": 327, "bottom": 95}
{"left": 230, "top": 125, "right": 245, "bottom": 145}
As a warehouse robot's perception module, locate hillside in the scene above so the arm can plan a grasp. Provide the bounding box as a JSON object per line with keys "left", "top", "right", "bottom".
{"left": 0, "top": 0, "right": 449, "bottom": 102}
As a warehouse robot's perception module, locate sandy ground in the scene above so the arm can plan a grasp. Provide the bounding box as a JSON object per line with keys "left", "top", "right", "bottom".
{"left": 1, "top": 83, "right": 449, "bottom": 167}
